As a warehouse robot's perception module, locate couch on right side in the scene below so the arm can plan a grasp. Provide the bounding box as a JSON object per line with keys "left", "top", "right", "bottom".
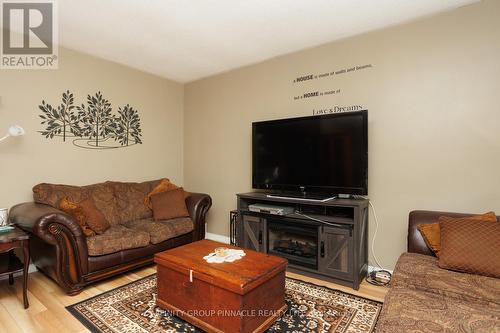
{"left": 376, "top": 210, "right": 500, "bottom": 332}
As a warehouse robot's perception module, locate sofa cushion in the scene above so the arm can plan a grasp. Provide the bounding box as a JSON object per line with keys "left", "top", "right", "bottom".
{"left": 124, "top": 217, "right": 194, "bottom": 244}
{"left": 85, "top": 182, "right": 121, "bottom": 225}
{"left": 439, "top": 218, "right": 500, "bottom": 278}
{"left": 392, "top": 253, "right": 500, "bottom": 306}
{"left": 106, "top": 179, "right": 161, "bottom": 224}
{"left": 33, "top": 182, "right": 121, "bottom": 225}
{"left": 86, "top": 225, "right": 150, "bottom": 256}
{"left": 376, "top": 287, "right": 500, "bottom": 333}
{"left": 34, "top": 183, "right": 87, "bottom": 207}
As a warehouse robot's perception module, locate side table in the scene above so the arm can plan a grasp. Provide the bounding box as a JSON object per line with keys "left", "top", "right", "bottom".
{"left": 0, "top": 226, "right": 30, "bottom": 308}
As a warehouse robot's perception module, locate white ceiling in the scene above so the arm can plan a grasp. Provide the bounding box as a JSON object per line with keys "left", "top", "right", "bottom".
{"left": 58, "top": 0, "right": 479, "bottom": 83}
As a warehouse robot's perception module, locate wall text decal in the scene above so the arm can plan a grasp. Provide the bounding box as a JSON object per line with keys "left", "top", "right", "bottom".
{"left": 292, "top": 63, "right": 373, "bottom": 101}
{"left": 293, "top": 64, "right": 373, "bottom": 84}
{"left": 39, "top": 90, "right": 143, "bottom": 149}
{"left": 313, "top": 105, "right": 364, "bottom": 115}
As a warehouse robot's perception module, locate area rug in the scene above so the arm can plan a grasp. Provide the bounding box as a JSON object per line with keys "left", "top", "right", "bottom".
{"left": 67, "top": 275, "right": 382, "bottom": 333}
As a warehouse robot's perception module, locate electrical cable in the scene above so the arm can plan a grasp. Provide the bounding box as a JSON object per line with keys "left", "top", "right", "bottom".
{"left": 368, "top": 201, "right": 383, "bottom": 269}
{"left": 352, "top": 195, "right": 382, "bottom": 268}
{"left": 353, "top": 195, "right": 392, "bottom": 286}
{"left": 366, "top": 269, "right": 392, "bottom": 286}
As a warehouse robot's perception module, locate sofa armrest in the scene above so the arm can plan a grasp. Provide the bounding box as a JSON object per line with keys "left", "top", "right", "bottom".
{"left": 185, "top": 193, "right": 212, "bottom": 241}
{"left": 9, "top": 202, "right": 88, "bottom": 293}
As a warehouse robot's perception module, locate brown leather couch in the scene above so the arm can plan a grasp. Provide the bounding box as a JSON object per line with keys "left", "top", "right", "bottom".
{"left": 9, "top": 179, "right": 212, "bottom": 295}
{"left": 376, "top": 210, "right": 500, "bottom": 332}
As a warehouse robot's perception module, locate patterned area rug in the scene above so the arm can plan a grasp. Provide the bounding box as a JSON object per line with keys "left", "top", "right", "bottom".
{"left": 67, "top": 275, "right": 381, "bottom": 333}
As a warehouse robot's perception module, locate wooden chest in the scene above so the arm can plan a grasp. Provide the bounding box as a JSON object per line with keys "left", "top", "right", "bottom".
{"left": 154, "top": 240, "right": 287, "bottom": 333}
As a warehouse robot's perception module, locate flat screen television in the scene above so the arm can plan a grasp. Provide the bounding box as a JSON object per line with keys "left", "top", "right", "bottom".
{"left": 252, "top": 110, "right": 368, "bottom": 196}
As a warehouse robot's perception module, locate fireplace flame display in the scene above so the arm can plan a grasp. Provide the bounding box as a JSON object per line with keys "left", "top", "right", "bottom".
{"left": 273, "top": 240, "right": 317, "bottom": 258}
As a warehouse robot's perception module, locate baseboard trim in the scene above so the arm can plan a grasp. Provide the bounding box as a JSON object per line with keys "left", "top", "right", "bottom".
{"left": 205, "top": 232, "right": 230, "bottom": 244}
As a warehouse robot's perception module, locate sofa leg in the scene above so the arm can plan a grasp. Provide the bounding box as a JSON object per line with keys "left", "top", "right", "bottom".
{"left": 66, "top": 286, "right": 84, "bottom": 296}
{"left": 35, "top": 265, "right": 85, "bottom": 296}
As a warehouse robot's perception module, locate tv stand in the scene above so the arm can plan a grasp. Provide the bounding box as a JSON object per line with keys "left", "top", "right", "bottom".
{"left": 236, "top": 192, "right": 369, "bottom": 290}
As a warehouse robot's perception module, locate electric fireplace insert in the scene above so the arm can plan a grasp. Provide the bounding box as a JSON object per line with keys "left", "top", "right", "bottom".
{"left": 267, "top": 218, "right": 318, "bottom": 270}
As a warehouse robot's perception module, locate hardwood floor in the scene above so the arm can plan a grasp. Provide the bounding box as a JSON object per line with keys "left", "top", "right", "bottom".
{"left": 0, "top": 266, "right": 388, "bottom": 333}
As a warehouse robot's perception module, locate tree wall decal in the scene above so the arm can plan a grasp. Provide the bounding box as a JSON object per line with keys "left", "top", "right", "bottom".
{"left": 39, "top": 90, "right": 144, "bottom": 149}
{"left": 115, "top": 104, "right": 142, "bottom": 146}
{"left": 39, "top": 91, "right": 80, "bottom": 141}
{"left": 77, "top": 92, "right": 115, "bottom": 147}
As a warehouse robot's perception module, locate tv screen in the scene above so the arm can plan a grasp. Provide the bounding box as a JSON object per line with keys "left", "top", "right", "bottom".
{"left": 252, "top": 110, "right": 368, "bottom": 195}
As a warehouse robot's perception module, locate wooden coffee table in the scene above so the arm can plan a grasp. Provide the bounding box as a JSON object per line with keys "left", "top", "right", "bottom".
{"left": 154, "top": 239, "right": 287, "bottom": 333}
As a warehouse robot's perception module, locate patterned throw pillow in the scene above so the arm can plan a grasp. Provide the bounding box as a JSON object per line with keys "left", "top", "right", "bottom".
{"left": 150, "top": 188, "right": 190, "bottom": 221}
{"left": 439, "top": 219, "right": 500, "bottom": 278}
{"left": 417, "top": 212, "right": 497, "bottom": 256}
{"left": 59, "top": 197, "right": 96, "bottom": 237}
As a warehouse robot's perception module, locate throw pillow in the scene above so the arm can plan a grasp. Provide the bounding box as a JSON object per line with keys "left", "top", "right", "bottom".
{"left": 59, "top": 197, "right": 96, "bottom": 237}
{"left": 417, "top": 212, "right": 497, "bottom": 258}
{"left": 439, "top": 219, "right": 500, "bottom": 278}
{"left": 151, "top": 188, "right": 190, "bottom": 221}
{"left": 144, "top": 178, "right": 180, "bottom": 209}
{"left": 417, "top": 212, "right": 497, "bottom": 256}
{"left": 77, "top": 197, "right": 110, "bottom": 234}
{"left": 61, "top": 197, "right": 110, "bottom": 235}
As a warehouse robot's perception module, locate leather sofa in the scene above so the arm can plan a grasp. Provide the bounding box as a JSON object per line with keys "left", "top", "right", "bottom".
{"left": 376, "top": 210, "right": 500, "bottom": 332}
{"left": 9, "top": 179, "right": 212, "bottom": 295}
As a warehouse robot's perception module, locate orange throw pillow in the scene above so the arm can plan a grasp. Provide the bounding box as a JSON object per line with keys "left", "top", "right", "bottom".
{"left": 144, "top": 178, "right": 180, "bottom": 209}
{"left": 417, "top": 212, "right": 497, "bottom": 256}
{"left": 59, "top": 197, "right": 96, "bottom": 237}
{"left": 151, "top": 188, "right": 190, "bottom": 221}
{"left": 439, "top": 219, "right": 500, "bottom": 278}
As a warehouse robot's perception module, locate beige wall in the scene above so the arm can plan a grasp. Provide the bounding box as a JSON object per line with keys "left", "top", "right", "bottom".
{"left": 184, "top": 0, "right": 500, "bottom": 269}
{"left": 0, "top": 47, "right": 184, "bottom": 209}
{"left": 1, "top": 1, "right": 498, "bottom": 270}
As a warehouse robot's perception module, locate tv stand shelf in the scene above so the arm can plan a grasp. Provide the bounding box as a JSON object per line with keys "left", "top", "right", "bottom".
{"left": 240, "top": 210, "right": 354, "bottom": 225}
{"left": 236, "top": 192, "right": 369, "bottom": 290}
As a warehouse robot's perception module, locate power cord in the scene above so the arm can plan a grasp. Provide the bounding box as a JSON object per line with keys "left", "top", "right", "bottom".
{"left": 366, "top": 269, "right": 392, "bottom": 286}
{"left": 353, "top": 195, "right": 392, "bottom": 286}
